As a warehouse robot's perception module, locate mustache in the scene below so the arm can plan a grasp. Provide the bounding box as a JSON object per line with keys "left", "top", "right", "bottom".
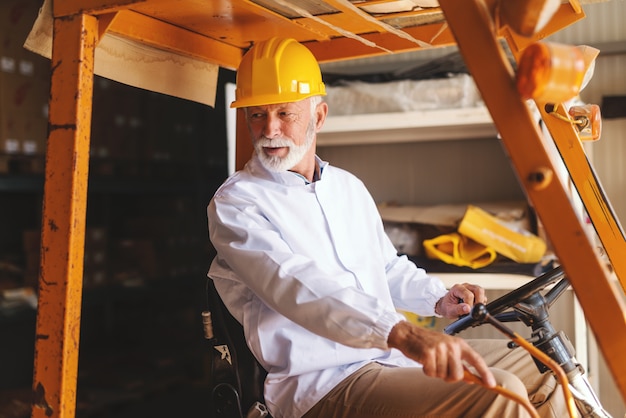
{"left": 255, "top": 137, "right": 294, "bottom": 149}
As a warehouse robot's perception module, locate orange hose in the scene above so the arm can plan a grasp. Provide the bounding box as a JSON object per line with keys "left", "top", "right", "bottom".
{"left": 463, "top": 332, "right": 579, "bottom": 418}
{"left": 463, "top": 368, "right": 540, "bottom": 418}
{"left": 509, "top": 334, "right": 579, "bottom": 418}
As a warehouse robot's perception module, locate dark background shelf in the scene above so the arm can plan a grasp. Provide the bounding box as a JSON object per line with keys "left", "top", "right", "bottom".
{"left": 0, "top": 66, "right": 235, "bottom": 417}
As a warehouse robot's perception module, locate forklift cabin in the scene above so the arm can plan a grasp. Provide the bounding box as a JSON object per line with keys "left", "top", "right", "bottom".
{"left": 26, "top": 1, "right": 626, "bottom": 417}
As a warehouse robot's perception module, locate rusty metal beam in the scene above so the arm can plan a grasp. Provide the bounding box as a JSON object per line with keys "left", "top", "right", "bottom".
{"left": 31, "top": 12, "right": 97, "bottom": 418}
{"left": 53, "top": 0, "right": 142, "bottom": 17}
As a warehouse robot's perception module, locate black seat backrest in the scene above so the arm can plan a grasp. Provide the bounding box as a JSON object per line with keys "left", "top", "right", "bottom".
{"left": 205, "top": 278, "right": 269, "bottom": 418}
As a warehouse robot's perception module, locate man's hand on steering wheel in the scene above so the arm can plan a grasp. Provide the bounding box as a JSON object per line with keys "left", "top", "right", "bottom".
{"left": 443, "top": 266, "right": 567, "bottom": 335}
{"left": 435, "top": 283, "right": 488, "bottom": 319}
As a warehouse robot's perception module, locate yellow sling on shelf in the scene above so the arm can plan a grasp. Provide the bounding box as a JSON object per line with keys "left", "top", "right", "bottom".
{"left": 458, "top": 205, "right": 546, "bottom": 264}
{"left": 423, "top": 232, "right": 497, "bottom": 269}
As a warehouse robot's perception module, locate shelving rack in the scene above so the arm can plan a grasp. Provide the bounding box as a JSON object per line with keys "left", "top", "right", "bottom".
{"left": 28, "top": 1, "right": 626, "bottom": 417}
{"left": 317, "top": 106, "right": 496, "bottom": 145}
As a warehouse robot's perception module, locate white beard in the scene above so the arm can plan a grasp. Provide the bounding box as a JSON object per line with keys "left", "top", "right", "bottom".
{"left": 254, "top": 128, "right": 314, "bottom": 173}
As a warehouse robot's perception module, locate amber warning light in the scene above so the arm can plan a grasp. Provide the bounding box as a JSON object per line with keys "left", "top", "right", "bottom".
{"left": 516, "top": 42, "right": 585, "bottom": 103}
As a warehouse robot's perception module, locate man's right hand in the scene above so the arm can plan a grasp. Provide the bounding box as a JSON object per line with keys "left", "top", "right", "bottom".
{"left": 387, "top": 320, "right": 496, "bottom": 387}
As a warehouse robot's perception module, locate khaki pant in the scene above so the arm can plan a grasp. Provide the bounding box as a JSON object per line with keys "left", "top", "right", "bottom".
{"left": 303, "top": 339, "right": 565, "bottom": 418}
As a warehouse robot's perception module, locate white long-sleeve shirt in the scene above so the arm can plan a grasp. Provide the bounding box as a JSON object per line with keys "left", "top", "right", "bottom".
{"left": 207, "top": 155, "right": 447, "bottom": 418}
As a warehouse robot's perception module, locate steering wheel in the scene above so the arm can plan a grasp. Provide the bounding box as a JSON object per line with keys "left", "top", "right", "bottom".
{"left": 443, "top": 265, "right": 569, "bottom": 335}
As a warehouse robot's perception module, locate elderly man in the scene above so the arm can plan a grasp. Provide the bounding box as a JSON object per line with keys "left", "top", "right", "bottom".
{"left": 207, "top": 37, "right": 565, "bottom": 418}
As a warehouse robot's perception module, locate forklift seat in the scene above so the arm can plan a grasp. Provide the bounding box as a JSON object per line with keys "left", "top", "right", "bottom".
{"left": 204, "top": 278, "right": 271, "bottom": 418}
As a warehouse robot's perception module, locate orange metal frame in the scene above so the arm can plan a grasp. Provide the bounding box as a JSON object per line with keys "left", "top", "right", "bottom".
{"left": 438, "top": 0, "right": 626, "bottom": 402}
{"left": 31, "top": 1, "right": 626, "bottom": 417}
{"left": 31, "top": 13, "right": 97, "bottom": 418}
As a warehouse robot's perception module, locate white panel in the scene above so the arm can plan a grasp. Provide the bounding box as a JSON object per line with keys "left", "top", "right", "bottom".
{"left": 317, "top": 138, "right": 526, "bottom": 206}
{"left": 580, "top": 54, "right": 626, "bottom": 105}
{"left": 225, "top": 82, "right": 237, "bottom": 175}
{"left": 592, "top": 119, "right": 626, "bottom": 226}
{"left": 547, "top": 0, "right": 626, "bottom": 45}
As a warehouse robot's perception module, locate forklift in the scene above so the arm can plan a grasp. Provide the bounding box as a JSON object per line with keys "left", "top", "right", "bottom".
{"left": 25, "top": 1, "right": 625, "bottom": 417}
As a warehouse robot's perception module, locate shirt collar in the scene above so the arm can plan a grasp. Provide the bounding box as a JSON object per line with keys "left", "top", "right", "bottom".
{"left": 248, "top": 154, "right": 328, "bottom": 185}
{"left": 291, "top": 156, "right": 327, "bottom": 184}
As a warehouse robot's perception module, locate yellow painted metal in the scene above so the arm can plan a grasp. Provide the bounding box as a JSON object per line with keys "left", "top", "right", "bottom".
{"left": 540, "top": 103, "right": 626, "bottom": 292}
{"left": 105, "top": 10, "right": 244, "bottom": 70}
{"left": 31, "top": 13, "right": 97, "bottom": 418}
{"left": 499, "top": 2, "right": 586, "bottom": 59}
{"left": 48, "top": 0, "right": 584, "bottom": 71}
{"left": 568, "top": 0, "right": 583, "bottom": 15}
{"left": 439, "top": 0, "right": 626, "bottom": 402}
{"left": 304, "top": 23, "right": 456, "bottom": 63}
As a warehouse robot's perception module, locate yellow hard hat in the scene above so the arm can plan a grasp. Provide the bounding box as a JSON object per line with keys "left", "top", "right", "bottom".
{"left": 231, "top": 37, "right": 326, "bottom": 108}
